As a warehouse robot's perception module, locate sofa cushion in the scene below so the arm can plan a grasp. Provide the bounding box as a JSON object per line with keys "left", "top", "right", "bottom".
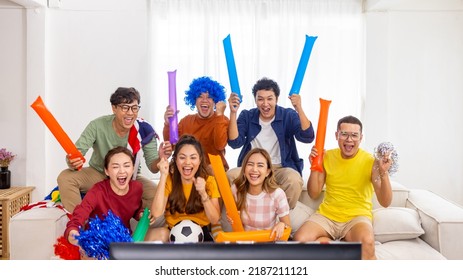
{"left": 375, "top": 238, "right": 446, "bottom": 260}
{"left": 373, "top": 207, "right": 424, "bottom": 243}
{"left": 289, "top": 201, "right": 314, "bottom": 234}
{"left": 372, "top": 181, "right": 410, "bottom": 209}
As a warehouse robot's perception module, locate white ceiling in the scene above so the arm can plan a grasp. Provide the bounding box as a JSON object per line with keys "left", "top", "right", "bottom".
{"left": 0, "top": 0, "right": 21, "bottom": 7}
{"left": 1, "top": 0, "right": 462, "bottom": 11}
{"left": 0, "top": 0, "right": 48, "bottom": 8}
{"left": 366, "top": 0, "right": 463, "bottom": 11}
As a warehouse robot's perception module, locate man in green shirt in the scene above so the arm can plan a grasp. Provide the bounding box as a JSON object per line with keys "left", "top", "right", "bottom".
{"left": 57, "top": 87, "right": 172, "bottom": 221}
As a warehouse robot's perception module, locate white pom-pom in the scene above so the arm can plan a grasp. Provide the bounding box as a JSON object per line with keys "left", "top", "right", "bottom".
{"left": 374, "top": 142, "right": 399, "bottom": 175}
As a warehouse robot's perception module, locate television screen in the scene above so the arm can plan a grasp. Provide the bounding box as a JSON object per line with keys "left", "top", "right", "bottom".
{"left": 109, "top": 241, "right": 361, "bottom": 260}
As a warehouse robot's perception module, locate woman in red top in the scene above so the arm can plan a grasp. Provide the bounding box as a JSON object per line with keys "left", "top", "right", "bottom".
{"left": 64, "top": 146, "right": 149, "bottom": 249}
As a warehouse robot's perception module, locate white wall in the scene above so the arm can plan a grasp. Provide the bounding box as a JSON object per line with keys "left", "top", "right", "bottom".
{"left": 44, "top": 0, "right": 151, "bottom": 200}
{"left": 365, "top": 4, "right": 463, "bottom": 205}
{"left": 1, "top": 0, "right": 151, "bottom": 201}
{"left": 0, "top": 4, "right": 27, "bottom": 193}
{"left": 1, "top": 0, "right": 463, "bottom": 206}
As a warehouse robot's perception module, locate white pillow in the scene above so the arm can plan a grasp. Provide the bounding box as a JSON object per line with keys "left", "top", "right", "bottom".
{"left": 373, "top": 207, "right": 425, "bottom": 243}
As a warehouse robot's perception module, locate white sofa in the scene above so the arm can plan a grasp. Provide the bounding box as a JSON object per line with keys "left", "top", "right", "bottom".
{"left": 291, "top": 181, "right": 463, "bottom": 260}
{"left": 9, "top": 181, "right": 463, "bottom": 260}
{"left": 216, "top": 180, "right": 463, "bottom": 260}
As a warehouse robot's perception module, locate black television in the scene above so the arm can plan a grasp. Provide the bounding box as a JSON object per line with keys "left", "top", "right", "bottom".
{"left": 109, "top": 241, "right": 362, "bottom": 260}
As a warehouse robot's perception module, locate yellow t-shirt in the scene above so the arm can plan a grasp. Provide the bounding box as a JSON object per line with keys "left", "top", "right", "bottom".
{"left": 164, "top": 175, "right": 220, "bottom": 228}
{"left": 318, "top": 148, "right": 375, "bottom": 222}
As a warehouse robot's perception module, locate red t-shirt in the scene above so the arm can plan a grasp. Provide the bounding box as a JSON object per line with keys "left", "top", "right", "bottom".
{"left": 64, "top": 179, "right": 144, "bottom": 239}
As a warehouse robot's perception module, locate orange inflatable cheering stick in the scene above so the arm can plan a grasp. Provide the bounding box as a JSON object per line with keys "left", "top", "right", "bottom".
{"left": 208, "top": 154, "right": 244, "bottom": 232}
{"left": 215, "top": 227, "right": 291, "bottom": 243}
{"left": 31, "top": 96, "right": 85, "bottom": 169}
{"left": 311, "top": 98, "right": 332, "bottom": 172}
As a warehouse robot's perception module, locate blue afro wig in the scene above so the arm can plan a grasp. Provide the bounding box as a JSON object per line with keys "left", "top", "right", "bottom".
{"left": 184, "top": 76, "right": 226, "bottom": 110}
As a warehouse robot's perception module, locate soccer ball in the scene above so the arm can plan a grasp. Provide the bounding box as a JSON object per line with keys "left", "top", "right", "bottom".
{"left": 169, "top": 219, "right": 204, "bottom": 243}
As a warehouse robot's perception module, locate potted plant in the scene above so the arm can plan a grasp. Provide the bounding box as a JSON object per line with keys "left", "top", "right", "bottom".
{"left": 0, "top": 148, "right": 16, "bottom": 189}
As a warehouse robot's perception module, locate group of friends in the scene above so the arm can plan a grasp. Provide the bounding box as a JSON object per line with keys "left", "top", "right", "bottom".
{"left": 59, "top": 77, "right": 393, "bottom": 260}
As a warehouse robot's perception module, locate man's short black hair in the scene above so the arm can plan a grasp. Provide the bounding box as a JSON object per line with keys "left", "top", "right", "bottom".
{"left": 252, "top": 77, "right": 280, "bottom": 99}
{"left": 337, "top": 115, "right": 363, "bottom": 132}
{"left": 110, "top": 87, "right": 141, "bottom": 105}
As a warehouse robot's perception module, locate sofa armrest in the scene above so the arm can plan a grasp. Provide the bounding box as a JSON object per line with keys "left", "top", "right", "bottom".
{"left": 406, "top": 189, "right": 463, "bottom": 260}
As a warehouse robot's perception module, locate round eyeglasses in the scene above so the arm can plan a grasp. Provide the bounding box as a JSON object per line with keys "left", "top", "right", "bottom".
{"left": 118, "top": 104, "right": 141, "bottom": 113}
{"left": 338, "top": 131, "right": 361, "bottom": 141}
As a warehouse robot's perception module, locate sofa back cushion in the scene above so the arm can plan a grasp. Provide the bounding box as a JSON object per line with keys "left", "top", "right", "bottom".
{"left": 373, "top": 207, "right": 425, "bottom": 243}
{"left": 372, "top": 181, "right": 410, "bottom": 209}
{"left": 300, "top": 180, "right": 410, "bottom": 210}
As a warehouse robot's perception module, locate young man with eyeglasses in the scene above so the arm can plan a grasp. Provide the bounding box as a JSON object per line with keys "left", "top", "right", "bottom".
{"left": 57, "top": 87, "right": 172, "bottom": 222}
{"left": 293, "top": 115, "right": 393, "bottom": 260}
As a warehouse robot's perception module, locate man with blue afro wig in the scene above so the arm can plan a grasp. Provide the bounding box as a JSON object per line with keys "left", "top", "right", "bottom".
{"left": 183, "top": 76, "right": 227, "bottom": 110}
{"left": 163, "top": 76, "right": 230, "bottom": 171}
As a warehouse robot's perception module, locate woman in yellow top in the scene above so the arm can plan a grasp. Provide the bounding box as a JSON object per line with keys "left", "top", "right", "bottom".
{"left": 147, "top": 134, "right": 221, "bottom": 242}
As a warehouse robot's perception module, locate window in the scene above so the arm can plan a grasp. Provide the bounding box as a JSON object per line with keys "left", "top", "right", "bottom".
{"left": 148, "top": 0, "right": 365, "bottom": 174}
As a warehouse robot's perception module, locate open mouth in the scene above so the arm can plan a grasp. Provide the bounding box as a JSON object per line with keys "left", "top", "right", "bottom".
{"left": 182, "top": 167, "right": 193, "bottom": 177}
{"left": 199, "top": 104, "right": 210, "bottom": 115}
{"left": 260, "top": 107, "right": 272, "bottom": 116}
{"left": 248, "top": 173, "right": 261, "bottom": 182}
{"left": 117, "top": 176, "right": 127, "bottom": 185}
{"left": 343, "top": 144, "right": 354, "bottom": 153}
{"left": 124, "top": 117, "right": 133, "bottom": 126}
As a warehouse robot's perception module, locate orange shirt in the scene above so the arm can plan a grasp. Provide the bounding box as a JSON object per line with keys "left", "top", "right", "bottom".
{"left": 163, "top": 112, "right": 229, "bottom": 170}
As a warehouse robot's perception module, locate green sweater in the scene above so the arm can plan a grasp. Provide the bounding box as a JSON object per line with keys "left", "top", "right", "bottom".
{"left": 75, "top": 115, "right": 158, "bottom": 174}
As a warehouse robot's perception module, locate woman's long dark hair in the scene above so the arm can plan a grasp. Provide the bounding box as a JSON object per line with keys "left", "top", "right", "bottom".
{"left": 167, "top": 134, "right": 209, "bottom": 215}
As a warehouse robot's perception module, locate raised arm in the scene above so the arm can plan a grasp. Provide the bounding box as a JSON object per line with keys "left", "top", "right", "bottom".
{"left": 162, "top": 105, "right": 173, "bottom": 141}
{"left": 194, "top": 177, "right": 220, "bottom": 224}
{"left": 149, "top": 141, "right": 172, "bottom": 174}
{"left": 212, "top": 101, "right": 229, "bottom": 150}
{"left": 150, "top": 157, "right": 169, "bottom": 219}
{"left": 371, "top": 156, "right": 393, "bottom": 208}
{"left": 307, "top": 146, "right": 326, "bottom": 199}
{"left": 289, "top": 94, "right": 311, "bottom": 130}
{"left": 227, "top": 93, "right": 241, "bottom": 140}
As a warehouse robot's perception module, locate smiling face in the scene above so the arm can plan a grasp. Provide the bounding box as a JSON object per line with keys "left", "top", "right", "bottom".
{"left": 112, "top": 100, "right": 139, "bottom": 133}
{"left": 175, "top": 144, "right": 201, "bottom": 184}
{"left": 255, "top": 89, "right": 278, "bottom": 122}
{"left": 195, "top": 92, "right": 215, "bottom": 119}
{"left": 244, "top": 152, "right": 271, "bottom": 189}
{"left": 104, "top": 152, "right": 135, "bottom": 195}
{"left": 336, "top": 122, "right": 363, "bottom": 159}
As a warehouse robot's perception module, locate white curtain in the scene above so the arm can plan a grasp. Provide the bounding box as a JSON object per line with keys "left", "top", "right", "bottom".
{"left": 148, "top": 0, "right": 364, "bottom": 177}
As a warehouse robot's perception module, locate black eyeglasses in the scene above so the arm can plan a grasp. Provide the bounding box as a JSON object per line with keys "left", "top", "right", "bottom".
{"left": 118, "top": 104, "right": 141, "bottom": 113}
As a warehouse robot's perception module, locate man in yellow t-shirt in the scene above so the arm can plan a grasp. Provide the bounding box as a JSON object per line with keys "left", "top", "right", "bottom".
{"left": 294, "top": 115, "right": 393, "bottom": 260}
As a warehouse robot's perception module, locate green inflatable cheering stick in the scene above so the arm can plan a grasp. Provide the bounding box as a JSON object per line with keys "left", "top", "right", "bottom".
{"left": 132, "top": 208, "right": 150, "bottom": 242}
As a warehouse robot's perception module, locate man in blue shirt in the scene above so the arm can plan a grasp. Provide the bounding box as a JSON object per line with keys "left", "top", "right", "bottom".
{"left": 227, "top": 77, "right": 314, "bottom": 209}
